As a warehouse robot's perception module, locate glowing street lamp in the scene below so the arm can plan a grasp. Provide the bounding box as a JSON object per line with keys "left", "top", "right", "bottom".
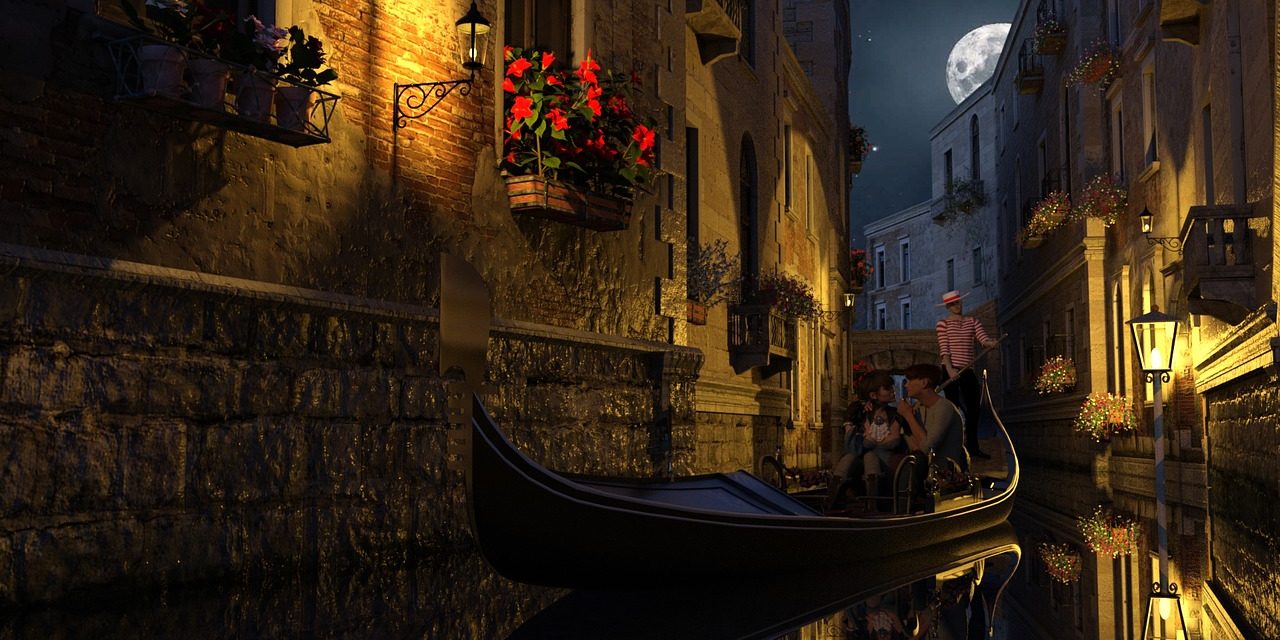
{"left": 393, "top": 2, "right": 492, "bottom": 128}
{"left": 1127, "top": 308, "right": 1187, "bottom": 640}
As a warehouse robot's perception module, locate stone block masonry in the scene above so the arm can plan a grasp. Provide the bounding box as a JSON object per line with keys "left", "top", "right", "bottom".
{"left": 0, "top": 243, "right": 699, "bottom": 605}
{"left": 1204, "top": 370, "right": 1280, "bottom": 639}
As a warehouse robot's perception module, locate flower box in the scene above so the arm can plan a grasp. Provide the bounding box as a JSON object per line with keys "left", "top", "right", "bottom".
{"left": 505, "top": 174, "right": 633, "bottom": 231}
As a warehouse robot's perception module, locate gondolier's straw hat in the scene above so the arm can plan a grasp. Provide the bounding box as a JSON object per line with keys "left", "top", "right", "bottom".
{"left": 938, "top": 290, "right": 968, "bottom": 306}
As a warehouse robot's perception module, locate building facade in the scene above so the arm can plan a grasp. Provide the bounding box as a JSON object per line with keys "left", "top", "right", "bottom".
{"left": 0, "top": 0, "right": 852, "bottom": 606}
{"left": 991, "top": 0, "right": 1275, "bottom": 637}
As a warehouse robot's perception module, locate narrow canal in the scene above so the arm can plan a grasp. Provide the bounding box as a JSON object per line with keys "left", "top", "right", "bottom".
{"left": 0, "top": 451, "right": 1216, "bottom": 640}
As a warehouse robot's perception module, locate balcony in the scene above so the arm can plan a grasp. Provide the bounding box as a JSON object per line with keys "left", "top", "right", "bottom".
{"left": 931, "top": 179, "right": 986, "bottom": 224}
{"left": 1160, "top": 0, "right": 1205, "bottom": 45}
{"left": 1015, "top": 43, "right": 1044, "bottom": 94}
{"left": 686, "top": 0, "right": 745, "bottom": 64}
{"left": 728, "top": 304, "right": 796, "bottom": 374}
{"left": 1180, "top": 200, "right": 1268, "bottom": 324}
{"left": 107, "top": 35, "right": 339, "bottom": 147}
{"left": 1033, "top": 1, "right": 1067, "bottom": 55}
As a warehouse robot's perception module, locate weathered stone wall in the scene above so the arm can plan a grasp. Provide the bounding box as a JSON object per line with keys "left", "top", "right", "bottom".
{"left": 0, "top": 245, "right": 699, "bottom": 606}
{"left": 1204, "top": 370, "right": 1280, "bottom": 639}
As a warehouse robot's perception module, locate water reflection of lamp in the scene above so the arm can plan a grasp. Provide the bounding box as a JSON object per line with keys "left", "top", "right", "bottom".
{"left": 393, "top": 2, "right": 491, "bottom": 127}
{"left": 1127, "top": 308, "right": 1187, "bottom": 640}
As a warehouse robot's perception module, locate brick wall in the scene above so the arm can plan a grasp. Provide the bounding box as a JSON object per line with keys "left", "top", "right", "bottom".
{"left": 0, "top": 246, "right": 698, "bottom": 605}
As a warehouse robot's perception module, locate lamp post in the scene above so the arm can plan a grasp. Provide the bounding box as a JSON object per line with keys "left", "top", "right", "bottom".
{"left": 1127, "top": 308, "right": 1188, "bottom": 640}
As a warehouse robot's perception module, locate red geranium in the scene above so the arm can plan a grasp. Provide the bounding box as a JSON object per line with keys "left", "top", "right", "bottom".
{"left": 502, "top": 46, "right": 658, "bottom": 197}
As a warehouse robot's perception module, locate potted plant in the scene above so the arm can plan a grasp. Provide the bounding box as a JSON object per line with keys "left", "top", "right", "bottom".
{"left": 1078, "top": 507, "right": 1141, "bottom": 558}
{"left": 221, "top": 16, "right": 288, "bottom": 122}
{"left": 502, "top": 47, "right": 658, "bottom": 231}
{"left": 273, "top": 26, "right": 338, "bottom": 131}
{"left": 1072, "top": 174, "right": 1127, "bottom": 226}
{"left": 756, "top": 272, "right": 823, "bottom": 322}
{"left": 120, "top": 0, "right": 231, "bottom": 97}
{"left": 1067, "top": 39, "right": 1120, "bottom": 89}
{"left": 849, "top": 126, "right": 871, "bottom": 174}
{"left": 687, "top": 238, "right": 741, "bottom": 325}
{"left": 849, "top": 248, "right": 872, "bottom": 293}
{"left": 1073, "top": 391, "right": 1136, "bottom": 442}
{"left": 1038, "top": 542, "right": 1082, "bottom": 584}
{"left": 1019, "top": 190, "right": 1071, "bottom": 248}
{"left": 1034, "top": 355, "right": 1076, "bottom": 394}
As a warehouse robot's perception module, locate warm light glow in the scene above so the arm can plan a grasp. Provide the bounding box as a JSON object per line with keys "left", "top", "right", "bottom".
{"left": 1177, "top": 630, "right": 1186, "bottom": 640}
{"left": 1150, "top": 347, "right": 1165, "bottom": 372}
{"left": 1159, "top": 596, "right": 1172, "bottom": 620}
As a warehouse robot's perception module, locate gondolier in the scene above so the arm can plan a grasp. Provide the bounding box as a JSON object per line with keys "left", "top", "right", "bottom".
{"left": 935, "top": 290, "right": 997, "bottom": 459}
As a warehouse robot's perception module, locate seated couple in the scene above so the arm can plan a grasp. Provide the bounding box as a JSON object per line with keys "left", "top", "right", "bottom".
{"left": 829, "top": 363, "right": 966, "bottom": 511}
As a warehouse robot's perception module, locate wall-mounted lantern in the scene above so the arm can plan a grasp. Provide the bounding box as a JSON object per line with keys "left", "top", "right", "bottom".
{"left": 393, "top": 2, "right": 491, "bottom": 128}
{"left": 1139, "top": 206, "right": 1183, "bottom": 253}
{"left": 842, "top": 293, "right": 856, "bottom": 308}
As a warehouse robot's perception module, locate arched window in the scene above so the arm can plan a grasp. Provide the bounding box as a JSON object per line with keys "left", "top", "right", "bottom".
{"left": 970, "top": 115, "right": 981, "bottom": 181}
{"left": 739, "top": 135, "right": 759, "bottom": 299}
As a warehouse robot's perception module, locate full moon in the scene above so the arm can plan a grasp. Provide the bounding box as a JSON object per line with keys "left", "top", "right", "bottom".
{"left": 946, "top": 24, "right": 1011, "bottom": 104}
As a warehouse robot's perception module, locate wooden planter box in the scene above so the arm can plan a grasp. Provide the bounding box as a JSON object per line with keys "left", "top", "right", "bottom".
{"left": 1035, "top": 32, "right": 1066, "bottom": 55}
{"left": 505, "top": 174, "right": 633, "bottom": 231}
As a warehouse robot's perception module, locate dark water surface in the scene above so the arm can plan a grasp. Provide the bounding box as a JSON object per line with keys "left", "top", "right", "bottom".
{"left": 0, "top": 458, "right": 1212, "bottom": 639}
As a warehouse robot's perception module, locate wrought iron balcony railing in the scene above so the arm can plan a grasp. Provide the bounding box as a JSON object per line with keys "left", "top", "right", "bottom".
{"left": 1180, "top": 199, "right": 1268, "bottom": 324}
{"left": 1016, "top": 42, "right": 1044, "bottom": 94}
{"left": 728, "top": 304, "right": 797, "bottom": 373}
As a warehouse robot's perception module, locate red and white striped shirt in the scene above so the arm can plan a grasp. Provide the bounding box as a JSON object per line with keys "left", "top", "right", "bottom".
{"left": 936, "top": 316, "right": 992, "bottom": 369}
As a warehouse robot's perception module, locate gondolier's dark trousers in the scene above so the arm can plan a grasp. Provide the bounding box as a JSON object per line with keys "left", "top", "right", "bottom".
{"left": 943, "top": 368, "right": 982, "bottom": 455}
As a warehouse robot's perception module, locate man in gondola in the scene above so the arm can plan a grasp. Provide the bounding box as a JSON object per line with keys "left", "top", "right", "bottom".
{"left": 934, "top": 290, "right": 997, "bottom": 460}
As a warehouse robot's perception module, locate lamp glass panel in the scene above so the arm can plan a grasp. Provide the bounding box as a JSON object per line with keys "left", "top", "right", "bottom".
{"left": 458, "top": 22, "right": 491, "bottom": 70}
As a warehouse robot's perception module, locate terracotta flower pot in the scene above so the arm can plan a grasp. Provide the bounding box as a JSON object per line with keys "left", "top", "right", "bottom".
{"left": 687, "top": 300, "right": 707, "bottom": 325}
{"left": 233, "top": 71, "right": 276, "bottom": 123}
{"left": 138, "top": 44, "right": 186, "bottom": 96}
{"left": 274, "top": 85, "right": 316, "bottom": 132}
{"left": 187, "top": 58, "right": 230, "bottom": 110}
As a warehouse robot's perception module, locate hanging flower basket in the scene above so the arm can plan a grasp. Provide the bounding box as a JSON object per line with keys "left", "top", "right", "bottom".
{"left": 1067, "top": 40, "right": 1120, "bottom": 88}
{"left": 1072, "top": 174, "right": 1127, "bottom": 226}
{"left": 850, "top": 359, "right": 874, "bottom": 392}
{"left": 757, "top": 272, "right": 822, "bottom": 322}
{"left": 1035, "top": 356, "right": 1077, "bottom": 394}
{"left": 505, "top": 174, "right": 633, "bottom": 231}
{"left": 1078, "top": 507, "right": 1141, "bottom": 558}
{"left": 1038, "top": 542, "right": 1082, "bottom": 583}
{"left": 1073, "top": 392, "right": 1136, "bottom": 441}
{"left": 850, "top": 248, "right": 872, "bottom": 292}
{"left": 1019, "top": 191, "right": 1071, "bottom": 248}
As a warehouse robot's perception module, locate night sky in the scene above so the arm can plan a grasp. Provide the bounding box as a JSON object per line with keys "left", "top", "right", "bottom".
{"left": 849, "top": 0, "right": 1020, "bottom": 245}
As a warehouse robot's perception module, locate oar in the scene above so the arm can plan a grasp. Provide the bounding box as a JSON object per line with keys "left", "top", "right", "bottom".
{"left": 937, "top": 333, "right": 1007, "bottom": 391}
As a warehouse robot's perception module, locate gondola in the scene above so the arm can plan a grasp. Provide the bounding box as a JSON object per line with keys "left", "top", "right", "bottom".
{"left": 440, "top": 254, "right": 1019, "bottom": 589}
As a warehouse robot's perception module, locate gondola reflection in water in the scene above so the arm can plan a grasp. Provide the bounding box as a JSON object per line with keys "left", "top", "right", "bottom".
{"left": 440, "top": 254, "right": 1021, "bottom": 588}
{"left": 509, "top": 523, "right": 1022, "bottom": 640}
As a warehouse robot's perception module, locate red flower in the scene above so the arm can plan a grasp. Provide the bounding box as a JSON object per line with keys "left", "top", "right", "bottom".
{"left": 576, "top": 52, "right": 600, "bottom": 85}
{"left": 547, "top": 108, "right": 569, "bottom": 131}
{"left": 510, "top": 95, "right": 534, "bottom": 120}
{"left": 541, "top": 51, "right": 555, "bottom": 69}
{"left": 586, "top": 99, "right": 602, "bottom": 117}
{"left": 503, "top": 77, "right": 515, "bottom": 93}
{"left": 607, "top": 95, "right": 630, "bottom": 116}
{"left": 504, "top": 45, "right": 514, "bottom": 61}
{"left": 587, "top": 85, "right": 603, "bottom": 100}
{"left": 507, "top": 57, "right": 532, "bottom": 78}
{"left": 546, "top": 74, "right": 561, "bottom": 86}
{"left": 632, "top": 124, "right": 655, "bottom": 151}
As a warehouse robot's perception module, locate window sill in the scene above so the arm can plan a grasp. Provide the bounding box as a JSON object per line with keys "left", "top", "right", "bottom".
{"left": 1137, "top": 161, "right": 1161, "bottom": 183}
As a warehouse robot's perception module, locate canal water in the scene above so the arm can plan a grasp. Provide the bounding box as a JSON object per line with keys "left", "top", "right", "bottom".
{"left": 0, "top": 459, "right": 1204, "bottom": 639}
